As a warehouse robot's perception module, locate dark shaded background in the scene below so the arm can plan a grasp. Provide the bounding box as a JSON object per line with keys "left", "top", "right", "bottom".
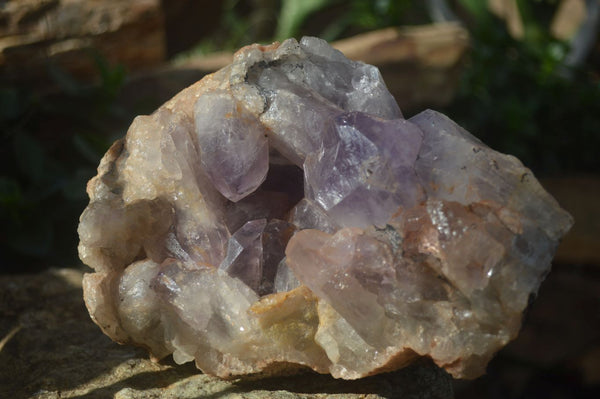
{"left": 1, "top": 1, "right": 599, "bottom": 397}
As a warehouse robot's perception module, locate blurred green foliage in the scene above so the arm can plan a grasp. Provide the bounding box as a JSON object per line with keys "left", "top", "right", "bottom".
{"left": 445, "top": 0, "right": 600, "bottom": 174}
{"left": 1, "top": 56, "right": 126, "bottom": 272}
{"left": 181, "top": 0, "right": 420, "bottom": 56}
{"left": 275, "top": 0, "right": 414, "bottom": 41}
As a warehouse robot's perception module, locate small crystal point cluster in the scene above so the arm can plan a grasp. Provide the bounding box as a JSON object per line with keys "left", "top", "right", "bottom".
{"left": 78, "top": 37, "right": 573, "bottom": 379}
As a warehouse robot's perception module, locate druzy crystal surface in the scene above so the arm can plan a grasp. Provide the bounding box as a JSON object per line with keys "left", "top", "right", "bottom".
{"left": 78, "top": 37, "right": 573, "bottom": 380}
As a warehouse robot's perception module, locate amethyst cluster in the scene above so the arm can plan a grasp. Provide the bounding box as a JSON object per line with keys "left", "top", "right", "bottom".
{"left": 78, "top": 37, "right": 573, "bottom": 379}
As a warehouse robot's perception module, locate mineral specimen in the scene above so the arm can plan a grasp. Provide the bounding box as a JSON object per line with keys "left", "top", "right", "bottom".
{"left": 78, "top": 37, "right": 573, "bottom": 380}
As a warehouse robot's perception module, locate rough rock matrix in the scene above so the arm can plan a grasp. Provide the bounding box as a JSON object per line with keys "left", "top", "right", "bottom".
{"left": 78, "top": 37, "right": 573, "bottom": 380}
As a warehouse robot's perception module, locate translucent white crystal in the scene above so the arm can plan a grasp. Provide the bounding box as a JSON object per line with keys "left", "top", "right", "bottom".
{"left": 273, "top": 258, "right": 300, "bottom": 293}
{"left": 194, "top": 91, "right": 269, "bottom": 202}
{"left": 289, "top": 198, "right": 338, "bottom": 233}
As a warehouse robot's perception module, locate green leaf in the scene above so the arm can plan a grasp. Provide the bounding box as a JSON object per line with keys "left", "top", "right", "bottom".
{"left": 276, "top": 0, "right": 334, "bottom": 41}
{"left": 456, "top": 0, "right": 492, "bottom": 25}
{"left": 93, "top": 53, "right": 126, "bottom": 100}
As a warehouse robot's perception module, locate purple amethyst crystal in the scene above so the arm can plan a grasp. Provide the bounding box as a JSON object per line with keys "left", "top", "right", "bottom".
{"left": 305, "top": 111, "right": 424, "bottom": 228}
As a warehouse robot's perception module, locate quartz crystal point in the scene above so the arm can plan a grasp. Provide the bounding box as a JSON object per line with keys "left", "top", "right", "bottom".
{"left": 79, "top": 37, "right": 573, "bottom": 380}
